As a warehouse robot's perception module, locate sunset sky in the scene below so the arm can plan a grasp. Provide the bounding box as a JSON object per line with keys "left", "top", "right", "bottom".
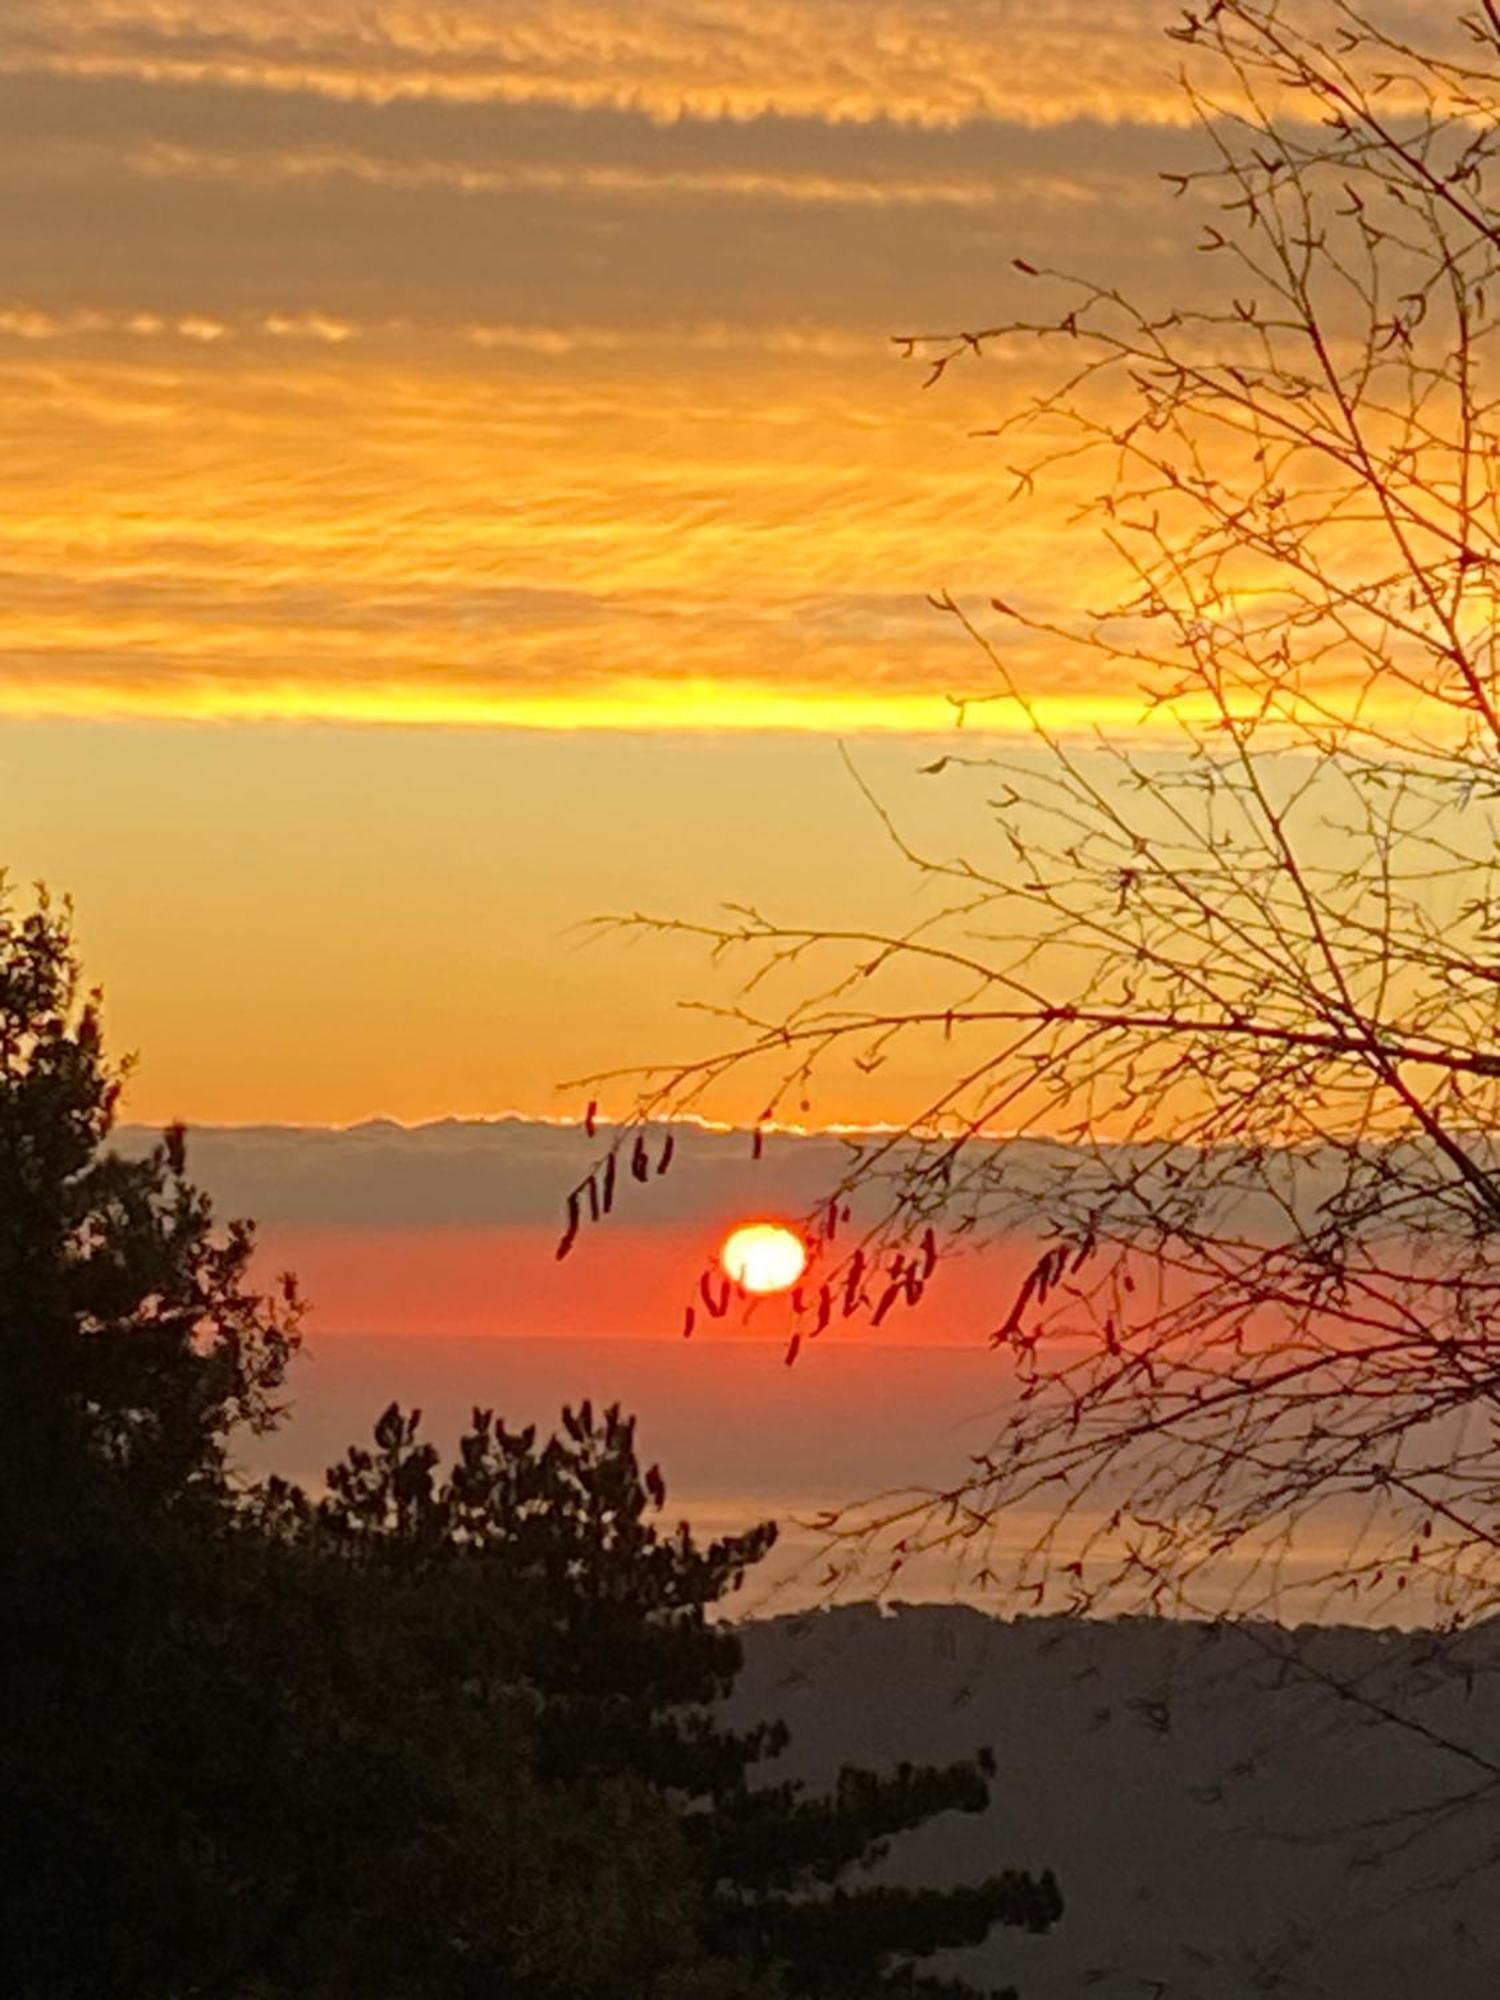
{"left": 0, "top": 0, "right": 1234, "bottom": 1131}
{"left": 14, "top": 30, "right": 1500, "bottom": 1987}
{"left": 4, "top": 0, "right": 1478, "bottom": 1634}
{"left": 0, "top": 0, "right": 1342, "bottom": 1557}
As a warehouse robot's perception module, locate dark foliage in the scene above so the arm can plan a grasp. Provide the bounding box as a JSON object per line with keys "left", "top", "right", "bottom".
{"left": 285, "top": 1396, "right": 1063, "bottom": 1997}
{"left": 2, "top": 888, "right": 1060, "bottom": 1998}
{"left": 0, "top": 885, "right": 298, "bottom": 1524}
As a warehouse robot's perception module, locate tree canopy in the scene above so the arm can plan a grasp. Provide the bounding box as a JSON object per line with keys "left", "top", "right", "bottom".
{"left": 564, "top": 0, "right": 1500, "bottom": 1639}
{"left": 1, "top": 884, "right": 1061, "bottom": 2000}
{"left": 0, "top": 884, "right": 299, "bottom": 1527}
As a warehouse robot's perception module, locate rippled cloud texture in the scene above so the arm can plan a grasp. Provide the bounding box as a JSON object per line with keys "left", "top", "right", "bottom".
{"left": 0, "top": 0, "right": 1217, "bottom": 728}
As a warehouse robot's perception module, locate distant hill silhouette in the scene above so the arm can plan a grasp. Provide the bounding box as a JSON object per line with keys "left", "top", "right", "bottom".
{"left": 732, "top": 1605, "right": 1500, "bottom": 1999}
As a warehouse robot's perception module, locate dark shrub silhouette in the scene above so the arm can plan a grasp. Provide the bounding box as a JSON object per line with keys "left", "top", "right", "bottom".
{"left": 2, "top": 887, "right": 1060, "bottom": 1998}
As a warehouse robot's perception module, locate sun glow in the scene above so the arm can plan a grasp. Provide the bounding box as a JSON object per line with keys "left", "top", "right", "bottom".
{"left": 721, "top": 1222, "right": 808, "bottom": 1296}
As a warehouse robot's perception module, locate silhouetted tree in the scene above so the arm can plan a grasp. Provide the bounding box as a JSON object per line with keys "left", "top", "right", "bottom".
{"left": 1, "top": 888, "right": 1060, "bottom": 1998}
{"left": 1, "top": 884, "right": 307, "bottom": 1995}
{"left": 0, "top": 882, "right": 299, "bottom": 1526}
{"left": 287, "top": 1398, "right": 1063, "bottom": 1999}
{"left": 574, "top": 2, "right": 1500, "bottom": 1641}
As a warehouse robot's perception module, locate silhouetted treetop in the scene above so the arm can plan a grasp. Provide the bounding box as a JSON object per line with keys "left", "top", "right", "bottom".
{"left": 0, "top": 886, "right": 300, "bottom": 1524}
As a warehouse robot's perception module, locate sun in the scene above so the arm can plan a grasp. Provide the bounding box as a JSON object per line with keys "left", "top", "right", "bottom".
{"left": 721, "top": 1221, "right": 808, "bottom": 1296}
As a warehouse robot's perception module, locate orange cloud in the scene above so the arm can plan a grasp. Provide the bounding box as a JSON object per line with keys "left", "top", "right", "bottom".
{"left": 4, "top": 1, "right": 1198, "bottom": 128}
{"left": 0, "top": 2, "right": 1442, "bottom": 742}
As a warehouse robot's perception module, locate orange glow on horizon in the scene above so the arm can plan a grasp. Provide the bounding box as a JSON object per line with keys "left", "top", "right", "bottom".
{"left": 0, "top": 672, "right": 1441, "bottom": 740}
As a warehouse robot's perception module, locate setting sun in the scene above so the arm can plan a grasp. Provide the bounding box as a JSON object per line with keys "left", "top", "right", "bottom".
{"left": 721, "top": 1222, "right": 808, "bottom": 1296}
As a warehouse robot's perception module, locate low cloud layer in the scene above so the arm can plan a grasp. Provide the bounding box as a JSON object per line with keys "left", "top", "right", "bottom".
{"left": 119, "top": 1114, "right": 1364, "bottom": 1241}
{"left": 122, "top": 1116, "right": 875, "bottom": 1230}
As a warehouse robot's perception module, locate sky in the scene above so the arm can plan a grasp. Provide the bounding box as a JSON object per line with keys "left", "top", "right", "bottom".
{"left": 155, "top": 1120, "right": 1040, "bottom": 1539}
{"left": 139, "top": 1116, "right": 1377, "bottom": 1617}
{"left": 0, "top": 1, "right": 1312, "bottom": 1564}
{"left": 0, "top": 0, "right": 1241, "bottom": 1131}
